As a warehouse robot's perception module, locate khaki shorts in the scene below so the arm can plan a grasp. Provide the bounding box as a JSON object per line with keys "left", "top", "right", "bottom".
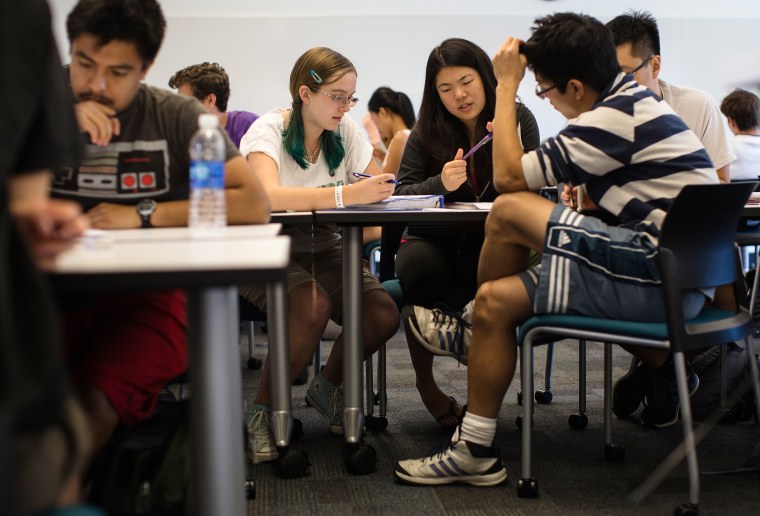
{"left": 239, "top": 243, "right": 385, "bottom": 325}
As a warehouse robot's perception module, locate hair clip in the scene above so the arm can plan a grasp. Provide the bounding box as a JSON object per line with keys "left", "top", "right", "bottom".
{"left": 310, "top": 69, "right": 323, "bottom": 84}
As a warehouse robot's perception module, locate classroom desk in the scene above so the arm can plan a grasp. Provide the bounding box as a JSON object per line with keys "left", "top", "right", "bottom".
{"left": 312, "top": 207, "right": 490, "bottom": 469}
{"left": 49, "top": 225, "right": 290, "bottom": 516}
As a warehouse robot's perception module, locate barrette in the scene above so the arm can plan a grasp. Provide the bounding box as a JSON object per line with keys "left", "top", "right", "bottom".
{"left": 310, "top": 69, "right": 323, "bottom": 84}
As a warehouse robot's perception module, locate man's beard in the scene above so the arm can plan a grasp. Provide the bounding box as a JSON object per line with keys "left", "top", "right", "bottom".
{"left": 77, "top": 91, "right": 116, "bottom": 108}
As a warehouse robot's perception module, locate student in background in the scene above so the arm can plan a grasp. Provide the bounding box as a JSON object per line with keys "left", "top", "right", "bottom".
{"left": 238, "top": 47, "right": 400, "bottom": 463}
{"left": 169, "top": 61, "right": 258, "bottom": 149}
{"left": 606, "top": 10, "right": 734, "bottom": 183}
{"left": 52, "top": 0, "right": 270, "bottom": 460}
{"left": 363, "top": 86, "right": 416, "bottom": 243}
{"left": 720, "top": 89, "right": 760, "bottom": 181}
{"left": 397, "top": 12, "right": 716, "bottom": 486}
{"left": 395, "top": 38, "right": 539, "bottom": 428}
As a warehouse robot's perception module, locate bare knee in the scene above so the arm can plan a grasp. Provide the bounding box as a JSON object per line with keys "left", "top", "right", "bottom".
{"left": 77, "top": 387, "right": 119, "bottom": 455}
{"left": 365, "top": 292, "right": 401, "bottom": 344}
{"left": 289, "top": 284, "right": 332, "bottom": 329}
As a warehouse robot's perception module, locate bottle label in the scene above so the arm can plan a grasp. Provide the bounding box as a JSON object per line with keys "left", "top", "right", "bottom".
{"left": 190, "top": 160, "right": 224, "bottom": 189}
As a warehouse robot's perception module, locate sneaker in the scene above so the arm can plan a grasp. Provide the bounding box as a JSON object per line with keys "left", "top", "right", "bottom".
{"left": 612, "top": 362, "right": 652, "bottom": 418}
{"left": 305, "top": 373, "right": 344, "bottom": 435}
{"left": 245, "top": 404, "right": 278, "bottom": 464}
{"left": 394, "top": 426, "right": 507, "bottom": 486}
{"left": 402, "top": 302, "right": 473, "bottom": 366}
{"left": 640, "top": 363, "right": 700, "bottom": 428}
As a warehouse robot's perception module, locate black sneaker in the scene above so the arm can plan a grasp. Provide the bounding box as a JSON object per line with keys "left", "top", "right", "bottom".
{"left": 612, "top": 362, "right": 652, "bottom": 418}
{"left": 641, "top": 363, "right": 700, "bottom": 428}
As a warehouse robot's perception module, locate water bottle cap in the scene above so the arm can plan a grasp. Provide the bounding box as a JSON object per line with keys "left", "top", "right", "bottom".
{"left": 198, "top": 113, "right": 219, "bottom": 129}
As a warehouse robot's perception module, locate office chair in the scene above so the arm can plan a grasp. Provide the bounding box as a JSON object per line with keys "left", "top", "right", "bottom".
{"left": 515, "top": 182, "right": 760, "bottom": 515}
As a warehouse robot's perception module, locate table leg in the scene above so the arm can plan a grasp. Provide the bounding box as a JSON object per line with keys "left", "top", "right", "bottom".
{"left": 342, "top": 225, "right": 364, "bottom": 443}
{"left": 267, "top": 278, "right": 293, "bottom": 446}
{"left": 188, "top": 287, "right": 245, "bottom": 516}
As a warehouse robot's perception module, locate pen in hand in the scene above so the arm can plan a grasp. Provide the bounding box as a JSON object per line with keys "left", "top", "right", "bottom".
{"left": 352, "top": 172, "right": 399, "bottom": 185}
{"left": 462, "top": 132, "right": 494, "bottom": 161}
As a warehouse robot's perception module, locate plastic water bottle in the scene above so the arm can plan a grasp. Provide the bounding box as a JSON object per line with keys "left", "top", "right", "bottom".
{"left": 189, "top": 113, "right": 226, "bottom": 234}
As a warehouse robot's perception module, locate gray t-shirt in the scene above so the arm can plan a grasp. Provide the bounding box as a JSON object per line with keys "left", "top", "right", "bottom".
{"left": 51, "top": 84, "right": 239, "bottom": 210}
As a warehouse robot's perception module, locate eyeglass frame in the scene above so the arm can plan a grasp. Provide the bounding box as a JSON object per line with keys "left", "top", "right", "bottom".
{"left": 628, "top": 55, "right": 654, "bottom": 76}
{"left": 535, "top": 82, "right": 558, "bottom": 100}
{"left": 312, "top": 88, "right": 359, "bottom": 107}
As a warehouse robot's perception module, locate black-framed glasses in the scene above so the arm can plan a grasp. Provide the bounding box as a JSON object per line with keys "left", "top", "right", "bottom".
{"left": 318, "top": 90, "right": 359, "bottom": 107}
{"left": 535, "top": 83, "right": 558, "bottom": 100}
{"left": 628, "top": 55, "right": 653, "bottom": 75}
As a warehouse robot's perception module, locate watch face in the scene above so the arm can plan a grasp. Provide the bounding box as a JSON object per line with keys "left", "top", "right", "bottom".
{"left": 137, "top": 199, "right": 157, "bottom": 216}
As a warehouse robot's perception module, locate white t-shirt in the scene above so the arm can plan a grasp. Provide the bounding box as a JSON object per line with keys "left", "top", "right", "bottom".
{"left": 658, "top": 80, "right": 736, "bottom": 171}
{"left": 240, "top": 108, "right": 373, "bottom": 252}
{"left": 729, "top": 134, "right": 760, "bottom": 181}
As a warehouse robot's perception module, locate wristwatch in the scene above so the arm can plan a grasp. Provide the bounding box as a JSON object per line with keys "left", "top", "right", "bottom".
{"left": 136, "top": 199, "right": 157, "bottom": 228}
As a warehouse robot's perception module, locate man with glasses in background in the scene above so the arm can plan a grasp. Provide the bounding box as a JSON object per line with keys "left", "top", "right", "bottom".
{"left": 607, "top": 10, "right": 734, "bottom": 184}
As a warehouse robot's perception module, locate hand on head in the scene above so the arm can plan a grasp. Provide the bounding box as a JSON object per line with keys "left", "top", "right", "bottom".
{"left": 492, "top": 36, "right": 527, "bottom": 88}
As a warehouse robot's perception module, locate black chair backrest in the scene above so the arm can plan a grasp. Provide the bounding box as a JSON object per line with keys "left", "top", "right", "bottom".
{"left": 659, "top": 182, "right": 757, "bottom": 290}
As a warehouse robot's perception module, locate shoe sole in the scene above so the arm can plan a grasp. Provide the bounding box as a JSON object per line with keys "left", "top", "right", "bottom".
{"left": 393, "top": 467, "right": 507, "bottom": 487}
{"left": 402, "top": 306, "right": 468, "bottom": 366}
{"left": 642, "top": 374, "right": 701, "bottom": 429}
{"left": 305, "top": 392, "right": 344, "bottom": 435}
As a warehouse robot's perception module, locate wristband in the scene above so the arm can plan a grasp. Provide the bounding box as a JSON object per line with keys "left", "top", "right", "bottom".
{"left": 335, "top": 185, "right": 345, "bottom": 208}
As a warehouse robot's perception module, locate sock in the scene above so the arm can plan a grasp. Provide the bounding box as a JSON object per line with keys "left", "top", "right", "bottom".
{"left": 459, "top": 412, "right": 496, "bottom": 447}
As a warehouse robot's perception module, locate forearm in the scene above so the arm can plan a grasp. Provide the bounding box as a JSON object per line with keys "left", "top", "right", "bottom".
{"left": 226, "top": 185, "right": 271, "bottom": 224}
{"left": 492, "top": 84, "right": 528, "bottom": 193}
{"left": 716, "top": 164, "right": 729, "bottom": 183}
{"left": 8, "top": 170, "right": 50, "bottom": 207}
{"left": 266, "top": 186, "right": 341, "bottom": 211}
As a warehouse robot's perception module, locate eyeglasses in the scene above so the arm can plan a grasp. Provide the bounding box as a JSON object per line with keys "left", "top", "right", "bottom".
{"left": 628, "top": 55, "right": 653, "bottom": 75}
{"left": 535, "top": 83, "right": 558, "bottom": 100}
{"left": 318, "top": 90, "right": 359, "bottom": 107}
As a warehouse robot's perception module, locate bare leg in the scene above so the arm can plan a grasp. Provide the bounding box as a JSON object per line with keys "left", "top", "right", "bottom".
{"left": 77, "top": 387, "right": 118, "bottom": 457}
{"left": 255, "top": 281, "right": 331, "bottom": 406}
{"left": 406, "top": 337, "right": 464, "bottom": 424}
{"left": 321, "top": 289, "right": 400, "bottom": 384}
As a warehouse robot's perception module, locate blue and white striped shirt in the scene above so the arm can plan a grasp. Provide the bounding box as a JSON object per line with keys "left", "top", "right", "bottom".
{"left": 521, "top": 73, "right": 718, "bottom": 238}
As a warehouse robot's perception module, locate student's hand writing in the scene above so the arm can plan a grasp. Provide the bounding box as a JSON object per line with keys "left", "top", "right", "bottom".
{"left": 344, "top": 173, "right": 396, "bottom": 205}
{"left": 75, "top": 100, "right": 121, "bottom": 146}
{"left": 11, "top": 199, "right": 89, "bottom": 270}
{"left": 87, "top": 202, "right": 141, "bottom": 229}
{"left": 492, "top": 36, "right": 527, "bottom": 88}
{"left": 441, "top": 148, "right": 468, "bottom": 192}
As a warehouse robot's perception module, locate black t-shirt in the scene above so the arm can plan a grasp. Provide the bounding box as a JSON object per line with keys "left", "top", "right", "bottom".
{"left": 51, "top": 84, "right": 239, "bottom": 211}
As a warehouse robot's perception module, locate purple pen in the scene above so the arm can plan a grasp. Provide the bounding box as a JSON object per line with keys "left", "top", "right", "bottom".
{"left": 462, "top": 132, "right": 494, "bottom": 160}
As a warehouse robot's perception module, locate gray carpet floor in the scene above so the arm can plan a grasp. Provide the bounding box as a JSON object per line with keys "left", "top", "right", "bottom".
{"left": 241, "top": 323, "right": 760, "bottom": 515}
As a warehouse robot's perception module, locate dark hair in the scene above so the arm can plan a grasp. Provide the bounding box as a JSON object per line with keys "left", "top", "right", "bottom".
{"left": 286, "top": 47, "right": 356, "bottom": 172}
{"left": 169, "top": 62, "right": 231, "bottom": 112}
{"left": 721, "top": 89, "right": 760, "bottom": 131}
{"left": 606, "top": 10, "right": 661, "bottom": 59}
{"left": 522, "top": 12, "right": 619, "bottom": 94}
{"left": 66, "top": 0, "right": 165, "bottom": 69}
{"left": 367, "top": 87, "right": 416, "bottom": 129}
{"left": 416, "top": 38, "right": 495, "bottom": 173}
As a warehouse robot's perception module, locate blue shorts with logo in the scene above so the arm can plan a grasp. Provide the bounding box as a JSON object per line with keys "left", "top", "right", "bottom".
{"left": 518, "top": 205, "right": 705, "bottom": 321}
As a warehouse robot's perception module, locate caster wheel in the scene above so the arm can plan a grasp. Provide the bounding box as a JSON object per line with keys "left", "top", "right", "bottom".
{"left": 365, "top": 415, "right": 388, "bottom": 433}
{"left": 568, "top": 413, "right": 588, "bottom": 430}
{"left": 292, "top": 418, "right": 304, "bottom": 441}
{"left": 517, "top": 477, "right": 538, "bottom": 498}
{"left": 535, "top": 389, "right": 553, "bottom": 404}
{"left": 342, "top": 442, "right": 377, "bottom": 475}
{"left": 373, "top": 392, "right": 380, "bottom": 406}
{"left": 517, "top": 391, "right": 523, "bottom": 406}
{"left": 244, "top": 478, "right": 255, "bottom": 500}
{"left": 604, "top": 443, "right": 625, "bottom": 462}
{"left": 292, "top": 368, "right": 308, "bottom": 386}
{"left": 274, "top": 447, "right": 309, "bottom": 479}
{"left": 515, "top": 415, "right": 534, "bottom": 429}
{"left": 247, "top": 357, "right": 263, "bottom": 370}
{"left": 674, "top": 503, "right": 700, "bottom": 516}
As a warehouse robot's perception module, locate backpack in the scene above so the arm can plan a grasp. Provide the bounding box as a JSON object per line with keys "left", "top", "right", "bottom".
{"left": 690, "top": 343, "right": 759, "bottom": 422}
{"left": 87, "top": 400, "right": 192, "bottom": 516}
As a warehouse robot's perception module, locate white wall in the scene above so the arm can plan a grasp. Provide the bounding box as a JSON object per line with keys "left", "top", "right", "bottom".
{"left": 51, "top": 0, "right": 760, "bottom": 139}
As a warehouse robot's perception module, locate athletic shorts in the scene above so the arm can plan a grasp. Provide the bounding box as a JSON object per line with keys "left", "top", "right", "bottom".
{"left": 238, "top": 243, "right": 385, "bottom": 325}
{"left": 61, "top": 289, "right": 188, "bottom": 426}
{"left": 518, "top": 205, "right": 705, "bottom": 321}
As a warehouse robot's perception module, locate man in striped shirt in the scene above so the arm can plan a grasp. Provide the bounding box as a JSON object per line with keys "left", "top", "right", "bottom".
{"left": 396, "top": 12, "right": 717, "bottom": 487}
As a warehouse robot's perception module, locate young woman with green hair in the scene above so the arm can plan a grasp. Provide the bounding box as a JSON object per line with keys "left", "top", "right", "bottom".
{"left": 238, "top": 47, "right": 400, "bottom": 464}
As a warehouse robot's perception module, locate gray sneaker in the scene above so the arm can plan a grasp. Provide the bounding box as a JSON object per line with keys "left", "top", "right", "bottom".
{"left": 403, "top": 302, "right": 473, "bottom": 365}
{"left": 305, "top": 373, "right": 344, "bottom": 435}
{"left": 394, "top": 426, "right": 507, "bottom": 486}
{"left": 245, "top": 404, "right": 278, "bottom": 464}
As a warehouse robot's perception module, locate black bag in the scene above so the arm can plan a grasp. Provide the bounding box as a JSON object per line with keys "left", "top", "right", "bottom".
{"left": 690, "top": 343, "right": 758, "bottom": 422}
{"left": 87, "top": 400, "right": 192, "bottom": 516}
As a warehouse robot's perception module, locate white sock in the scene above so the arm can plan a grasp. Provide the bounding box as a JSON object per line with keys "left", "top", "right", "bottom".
{"left": 459, "top": 412, "right": 496, "bottom": 447}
